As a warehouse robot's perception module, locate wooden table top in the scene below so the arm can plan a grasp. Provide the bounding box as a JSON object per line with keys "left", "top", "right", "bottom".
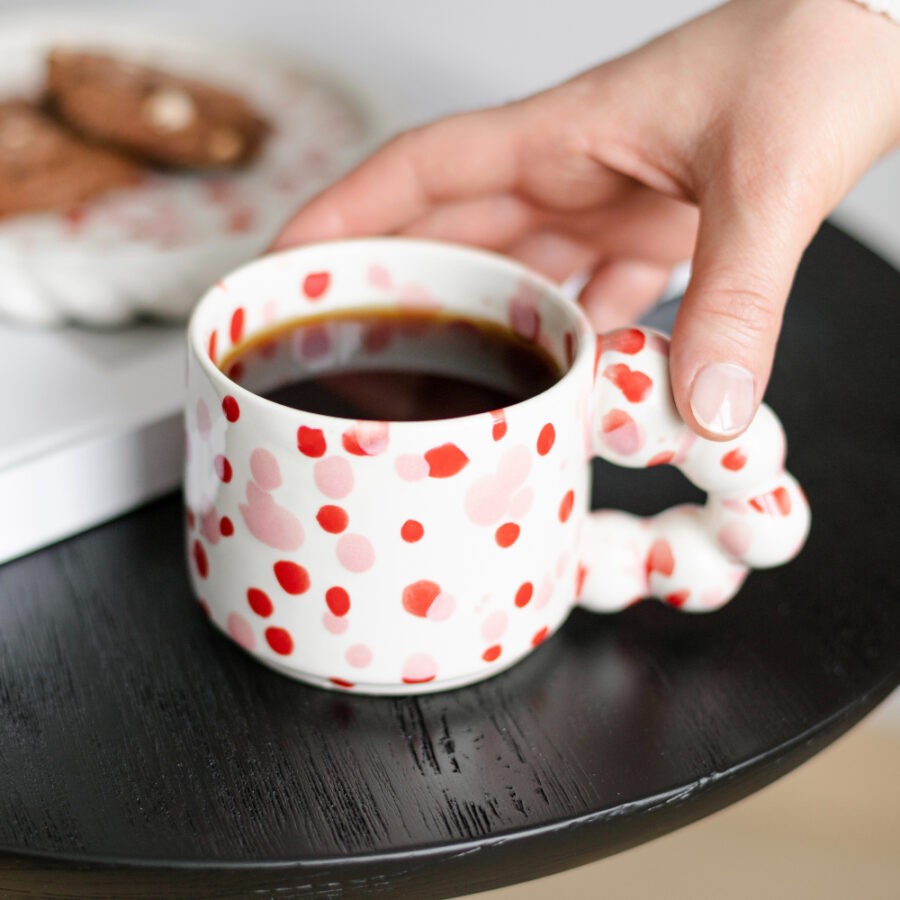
{"left": 1, "top": 223, "right": 897, "bottom": 899}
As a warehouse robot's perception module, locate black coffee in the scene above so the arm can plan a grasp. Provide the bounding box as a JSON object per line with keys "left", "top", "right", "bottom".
{"left": 219, "top": 308, "right": 563, "bottom": 421}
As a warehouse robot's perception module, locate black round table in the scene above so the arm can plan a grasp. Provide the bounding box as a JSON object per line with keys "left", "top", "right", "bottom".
{"left": 1, "top": 224, "right": 898, "bottom": 899}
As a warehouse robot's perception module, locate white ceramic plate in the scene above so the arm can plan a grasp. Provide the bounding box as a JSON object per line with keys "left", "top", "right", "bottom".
{"left": 0, "top": 15, "right": 379, "bottom": 325}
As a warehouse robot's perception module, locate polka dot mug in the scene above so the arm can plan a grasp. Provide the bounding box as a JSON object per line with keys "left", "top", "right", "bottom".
{"left": 185, "top": 238, "right": 810, "bottom": 694}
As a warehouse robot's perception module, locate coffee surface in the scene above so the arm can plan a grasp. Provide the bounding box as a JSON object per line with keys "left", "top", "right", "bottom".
{"left": 219, "top": 308, "right": 562, "bottom": 421}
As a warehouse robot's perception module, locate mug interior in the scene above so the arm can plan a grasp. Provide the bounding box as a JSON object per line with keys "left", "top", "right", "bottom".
{"left": 188, "top": 238, "right": 593, "bottom": 424}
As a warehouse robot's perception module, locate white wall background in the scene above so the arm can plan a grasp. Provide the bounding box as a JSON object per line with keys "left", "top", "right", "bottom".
{"left": 1, "top": 0, "right": 896, "bottom": 267}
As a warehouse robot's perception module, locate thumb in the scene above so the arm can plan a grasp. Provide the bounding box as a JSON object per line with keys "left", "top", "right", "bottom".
{"left": 670, "top": 191, "right": 817, "bottom": 440}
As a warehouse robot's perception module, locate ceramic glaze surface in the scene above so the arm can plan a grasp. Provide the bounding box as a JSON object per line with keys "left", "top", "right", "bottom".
{"left": 185, "top": 239, "right": 810, "bottom": 693}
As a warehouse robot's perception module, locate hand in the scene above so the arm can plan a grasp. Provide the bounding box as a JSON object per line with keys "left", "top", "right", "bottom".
{"left": 274, "top": 0, "right": 900, "bottom": 439}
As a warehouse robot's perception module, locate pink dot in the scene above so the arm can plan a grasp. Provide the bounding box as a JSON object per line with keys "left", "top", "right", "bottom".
{"left": 600, "top": 409, "right": 644, "bottom": 456}
{"left": 535, "top": 575, "right": 554, "bottom": 609}
{"left": 250, "top": 447, "right": 282, "bottom": 490}
{"left": 367, "top": 264, "right": 392, "bottom": 289}
{"left": 227, "top": 612, "right": 255, "bottom": 651}
{"left": 508, "top": 487, "right": 534, "bottom": 519}
{"left": 314, "top": 456, "right": 355, "bottom": 499}
{"left": 402, "top": 653, "right": 437, "bottom": 685}
{"left": 426, "top": 592, "right": 456, "bottom": 621}
{"left": 336, "top": 533, "right": 375, "bottom": 572}
{"left": 395, "top": 454, "right": 429, "bottom": 481}
{"left": 196, "top": 399, "right": 212, "bottom": 437}
{"left": 718, "top": 520, "right": 753, "bottom": 559}
{"left": 322, "top": 612, "right": 349, "bottom": 634}
{"left": 346, "top": 644, "right": 373, "bottom": 668}
{"left": 481, "top": 610, "right": 508, "bottom": 642}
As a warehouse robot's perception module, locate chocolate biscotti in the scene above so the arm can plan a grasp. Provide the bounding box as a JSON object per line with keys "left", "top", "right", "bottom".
{"left": 46, "top": 49, "right": 270, "bottom": 169}
{"left": 0, "top": 101, "right": 142, "bottom": 218}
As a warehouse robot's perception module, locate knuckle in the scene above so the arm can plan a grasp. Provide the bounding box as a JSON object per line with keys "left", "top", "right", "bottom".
{"left": 694, "top": 280, "right": 781, "bottom": 351}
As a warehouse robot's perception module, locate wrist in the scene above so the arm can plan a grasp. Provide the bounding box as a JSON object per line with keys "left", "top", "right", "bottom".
{"left": 836, "top": 0, "right": 900, "bottom": 149}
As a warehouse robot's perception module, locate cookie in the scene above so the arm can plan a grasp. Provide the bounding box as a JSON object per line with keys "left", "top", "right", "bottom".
{"left": 46, "top": 49, "right": 270, "bottom": 169}
{"left": 0, "top": 101, "right": 142, "bottom": 218}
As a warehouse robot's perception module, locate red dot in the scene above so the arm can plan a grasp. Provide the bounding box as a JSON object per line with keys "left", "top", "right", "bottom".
{"left": 402, "top": 674, "right": 436, "bottom": 685}
{"left": 316, "top": 505, "right": 349, "bottom": 534}
{"left": 645, "top": 540, "right": 675, "bottom": 578}
{"left": 265, "top": 627, "right": 294, "bottom": 655}
{"left": 207, "top": 330, "right": 218, "bottom": 362}
{"left": 495, "top": 523, "right": 520, "bottom": 548}
{"left": 606, "top": 328, "right": 645, "bottom": 355}
{"left": 665, "top": 590, "right": 690, "bottom": 608}
{"left": 558, "top": 490, "right": 575, "bottom": 523}
{"left": 515, "top": 582, "right": 533, "bottom": 607}
{"left": 229, "top": 307, "right": 245, "bottom": 344}
{"left": 192, "top": 540, "right": 208, "bottom": 579}
{"left": 274, "top": 560, "right": 310, "bottom": 594}
{"left": 575, "top": 563, "right": 589, "bottom": 597}
{"left": 329, "top": 677, "right": 355, "bottom": 689}
{"left": 303, "top": 271, "right": 331, "bottom": 299}
{"left": 748, "top": 486, "right": 792, "bottom": 516}
{"left": 214, "top": 455, "right": 233, "bottom": 483}
{"left": 326, "top": 586, "right": 351, "bottom": 617}
{"left": 647, "top": 451, "right": 675, "bottom": 467}
{"left": 402, "top": 580, "right": 441, "bottom": 617}
{"left": 424, "top": 443, "right": 470, "bottom": 478}
{"left": 532, "top": 626, "right": 549, "bottom": 646}
{"left": 721, "top": 448, "right": 748, "bottom": 471}
{"left": 247, "top": 588, "right": 274, "bottom": 617}
{"left": 491, "top": 409, "right": 507, "bottom": 441}
{"left": 537, "top": 423, "right": 556, "bottom": 455}
{"left": 297, "top": 426, "right": 327, "bottom": 457}
{"left": 482, "top": 644, "right": 502, "bottom": 662}
{"left": 226, "top": 360, "right": 244, "bottom": 382}
{"left": 222, "top": 395, "right": 240, "bottom": 422}
{"left": 602, "top": 363, "right": 653, "bottom": 403}
{"left": 219, "top": 516, "right": 234, "bottom": 537}
{"left": 185, "top": 506, "right": 196, "bottom": 530}
{"left": 401, "top": 519, "right": 424, "bottom": 542}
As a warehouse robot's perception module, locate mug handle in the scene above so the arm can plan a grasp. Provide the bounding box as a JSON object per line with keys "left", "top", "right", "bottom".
{"left": 579, "top": 327, "right": 810, "bottom": 613}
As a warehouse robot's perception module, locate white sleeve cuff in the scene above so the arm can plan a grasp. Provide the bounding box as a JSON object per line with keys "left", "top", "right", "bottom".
{"left": 853, "top": 0, "right": 900, "bottom": 23}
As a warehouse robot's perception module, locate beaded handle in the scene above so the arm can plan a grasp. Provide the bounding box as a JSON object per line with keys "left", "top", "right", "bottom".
{"left": 579, "top": 327, "right": 810, "bottom": 613}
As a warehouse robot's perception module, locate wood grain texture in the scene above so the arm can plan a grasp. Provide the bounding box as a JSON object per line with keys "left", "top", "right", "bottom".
{"left": 0, "top": 224, "right": 898, "bottom": 899}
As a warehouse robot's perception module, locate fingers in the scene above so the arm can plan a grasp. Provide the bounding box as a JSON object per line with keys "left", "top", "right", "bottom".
{"left": 271, "top": 106, "right": 526, "bottom": 249}
{"left": 400, "top": 194, "right": 538, "bottom": 249}
{"left": 579, "top": 259, "right": 674, "bottom": 331}
{"left": 505, "top": 232, "right": 597, "bottom": 283}
{"left": 670, "top": 192, "right": 818, "bottom": 441}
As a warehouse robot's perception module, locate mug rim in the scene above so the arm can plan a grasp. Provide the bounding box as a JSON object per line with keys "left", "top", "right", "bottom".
{"left": 187, "top": 236, "right": 596, "bottom": 432}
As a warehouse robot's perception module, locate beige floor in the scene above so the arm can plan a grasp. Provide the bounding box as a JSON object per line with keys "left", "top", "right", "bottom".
{"left": 465, "top": 697, "right": 900, "bottom": 900}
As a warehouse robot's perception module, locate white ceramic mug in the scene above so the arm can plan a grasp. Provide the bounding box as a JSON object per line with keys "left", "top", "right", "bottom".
{"left": 185, "top": 238, "right": 809, "bottom": 694}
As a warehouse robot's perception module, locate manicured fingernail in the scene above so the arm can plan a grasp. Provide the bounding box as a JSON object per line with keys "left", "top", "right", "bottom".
{"left": 690, "top": 363, "right": 756, "bottom": 437}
